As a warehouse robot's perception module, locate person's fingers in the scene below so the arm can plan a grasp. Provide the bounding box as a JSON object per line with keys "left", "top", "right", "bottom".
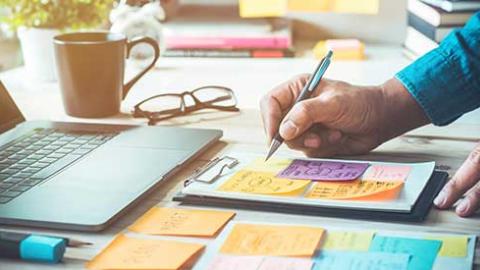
{"left": 260, "top": 74, "right": 310, "bottom": 143}
{"left": 456, "top": 182, "right": 480, "bottom": 217}
{"left": 279, "top": 94, "right": 342, "bottom": 141}
{"left": 434, "top": 143, "right": 480, "bottom": 210}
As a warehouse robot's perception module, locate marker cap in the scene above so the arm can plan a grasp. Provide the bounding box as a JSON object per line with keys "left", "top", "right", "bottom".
{"left": 19, "top": 235, "right": 66, "bottom": 263}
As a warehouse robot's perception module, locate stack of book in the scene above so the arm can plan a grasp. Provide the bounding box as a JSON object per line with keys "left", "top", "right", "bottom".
{"left": 404, "top": 0, "right": 479, "bottom": 59}
{"left": 163, "top": 18, "right": 294, "bottom": 58}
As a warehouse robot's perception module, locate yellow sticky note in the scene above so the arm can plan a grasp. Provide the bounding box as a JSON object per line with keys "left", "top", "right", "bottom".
{"left": 239, "top": 0, "right": 287, "bottom": 18}
{"left": 129, "top": 207, "right": 235, "bottom": 237}
{"left": 323, "top": 231, "right": 374, "bottom": 251}
{"left": 244, "top": 158, "right": 292, "bottom": 173}
{"left": 314, "top": 39, "right": 365, "bottom": 60}
{"left": 427, "top": 236, "right": 468, "bottom": 257}
{"left": 332, "top": 0, "right": 379, "bottom": 14}
{"left": 218, "top": 170, "right": 311, "bottom": 196}
{"left": 86, "top": 234, "right": 204, "bottom": 270}
{"left": 305, "top": 180, "right": 403, "bottom": 201}
{"left": 220, "top": 223, "right": 324, "bottom": 256}
{"left": 288, "top": 0, "right": 329, "bottom": 11}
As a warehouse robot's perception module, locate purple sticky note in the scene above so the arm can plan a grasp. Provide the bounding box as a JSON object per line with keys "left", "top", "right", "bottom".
{"left": 277, "top": 160, "right": 369, "bottom": 181}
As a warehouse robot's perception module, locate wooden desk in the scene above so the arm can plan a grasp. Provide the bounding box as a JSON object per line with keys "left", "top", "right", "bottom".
{"left": 1, "top": 45, "right": 479, "bottom": 269}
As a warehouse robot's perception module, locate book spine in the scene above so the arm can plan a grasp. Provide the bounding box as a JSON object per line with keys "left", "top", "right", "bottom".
{"left": 408, "top": 12, "right": 438, "bottom": 41}
{"left": 165, "top": 36, "right": 291, "bottom": 49}
{"left": 407, "top": 0, "right": 442, "bottom": 26}
{"left": 163, "top": 49, "right": 294, "bottom": 58}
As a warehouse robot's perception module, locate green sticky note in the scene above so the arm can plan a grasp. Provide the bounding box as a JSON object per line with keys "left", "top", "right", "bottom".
{"left": 427, "top": 236, "right": 468, "bottom": 257}
{"left": 323, "top": 231, "right": 374, "bottom": 251}
{"left": 369, "top": 236, "right": 442, "bottom": 270}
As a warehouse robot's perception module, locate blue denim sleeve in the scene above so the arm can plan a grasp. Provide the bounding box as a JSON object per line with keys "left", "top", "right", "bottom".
{"left": 396, "top": 12, "right": 480, "bottom": 126}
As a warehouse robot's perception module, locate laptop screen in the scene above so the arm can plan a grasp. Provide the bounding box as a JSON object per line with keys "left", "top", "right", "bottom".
{"left": 0, "top": 81, "right": 25, "bottom": 133}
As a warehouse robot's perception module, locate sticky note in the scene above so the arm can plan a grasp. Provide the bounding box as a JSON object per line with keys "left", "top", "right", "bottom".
{"left": 220, "top": 223, "right": 324, "bottom": 256}
{"left": 244, "top": 157, "right": 292, "bottom": 173}
{"left": 239, "top": 0, "right": 287, "bottom": 18}
{"left": 362, "top": 165, "right": 411, "bottom": 182}
{"left": 278, "top": 160, "right": 369, "bottom": 181}
{"left": 369, "top": 235, "right": 442, "bottom": 270}
{"left": 129, "top": 207, "right": 235, "bottom": 237}
{"left": 427, "top": 236, "right": 468, "bottom": 257}
{"left": 305, "top": 180, "right": 403, "bottom": 201}
{"left": 323, "top": 231, "right": 374, "bottom": 251}
{"left": 314, "top": 251, "right": 409, "bottom": 270}
{"left": 207, "top": 256, "right": 313, "bottom": 270}
{"left": 259, "top": 257, "right": 314, "bottom": 270}
{"left": 207, "top": 255, "right": 264, "bottom": 270}
{"left": 331, "top": 0, "right": 379, "bottom": 14}
{"left": 86, "top": 234, "right": 204, "bottom": 270}
{"left": 288, "top": 0, "right": 329, "bottom": 11}
{"left": 314, "top": 39, "right": 365, "bottom": 60}
{"left": 218, "top": 170, "right": 311, "bottom": 196}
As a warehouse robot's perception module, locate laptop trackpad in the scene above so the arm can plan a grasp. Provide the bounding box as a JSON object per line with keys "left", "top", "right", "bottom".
{"left": 43, "top": 146, "right": 190, "bottom": 193}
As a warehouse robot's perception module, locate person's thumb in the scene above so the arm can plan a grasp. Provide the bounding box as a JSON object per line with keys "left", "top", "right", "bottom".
{"left": 279, "top": 98, "right": 335, "bottom": 140}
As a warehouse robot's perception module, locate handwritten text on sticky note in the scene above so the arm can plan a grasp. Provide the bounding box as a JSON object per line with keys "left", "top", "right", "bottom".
{"left": 362, "top": 165, "right": 411, "bottom": 182}
{"left": 86, "top": 234, "right": 204, "bottom": 270}
{"left": 306, "top": 180, "right": 403, "bottom": 200}
{"left": 220, "top": 223, "right": 324, "bottom": 256}
{"left": 369, "top": 235, "right": 441, "bottom": 270}
{"left": 278, "top": 160, "right": 369, "bottom": 181}
{"left": 218, "top": 170, "right": 310, "bottom": 196}
{"left": 129, "top": 207, "right": 235, "bottom": 237}
{"left": 323, "top": 231, "right": 374, "bottom": 251}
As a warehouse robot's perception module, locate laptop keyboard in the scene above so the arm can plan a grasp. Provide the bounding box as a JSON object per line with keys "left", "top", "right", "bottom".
{"left": 0, "top": 128, "right": 117, "bottom": 204}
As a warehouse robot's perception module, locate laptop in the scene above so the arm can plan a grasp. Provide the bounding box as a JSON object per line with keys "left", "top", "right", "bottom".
{"left": 0, "top": 81, "right": 222, "bottom": 231}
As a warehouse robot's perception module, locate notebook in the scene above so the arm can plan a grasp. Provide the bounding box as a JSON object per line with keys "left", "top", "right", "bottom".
{"left": 174, "top": 154, "right": 448, "bottom": 222}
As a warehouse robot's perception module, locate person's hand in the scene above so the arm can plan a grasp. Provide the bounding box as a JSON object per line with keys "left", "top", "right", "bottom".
{"left": 260, "top": 74, "right": 429, "bottom": 157}
{"left": 434, "top": 143, "right": 480, "bottom": 217}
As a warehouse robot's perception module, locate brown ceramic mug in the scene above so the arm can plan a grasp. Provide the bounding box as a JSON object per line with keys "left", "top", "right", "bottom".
{"left": 54, "top": 32, "right": 160, "bottom": 118}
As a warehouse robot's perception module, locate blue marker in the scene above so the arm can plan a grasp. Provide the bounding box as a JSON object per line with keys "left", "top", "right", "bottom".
{"left": 0, "top": 231, "right": 91, "bottom": 263}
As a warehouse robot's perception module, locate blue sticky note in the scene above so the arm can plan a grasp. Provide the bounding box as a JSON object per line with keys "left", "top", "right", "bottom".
{"left": 313, "top": 251, "right": 409, "bottom": 270}
{"left": 369, "top": 235, "right": 442, "bottom": 270}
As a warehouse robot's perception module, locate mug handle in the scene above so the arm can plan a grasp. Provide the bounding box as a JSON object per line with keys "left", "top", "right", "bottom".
{"left": 122, "top": 36, "right": 160, "bottom": 99}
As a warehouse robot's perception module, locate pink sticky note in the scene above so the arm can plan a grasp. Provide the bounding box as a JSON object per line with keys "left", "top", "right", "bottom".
{"left": 207, "top": 255, "right": 263, "bottom": 270}
{"left": 277, "top": 160, "right": 369, "bottom": 181}
{"left": 259, "top": 257, "right": 314, "bottom": 270}
{"left": 362, "top": 165, "right": 411, "bottom": 182}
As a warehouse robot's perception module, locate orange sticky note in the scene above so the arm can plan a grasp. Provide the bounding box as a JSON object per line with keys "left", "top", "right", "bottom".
{"left": 362, "top": 165, "right": 411, "bottom": 182}
{"left": 220, "top": 223, "right": 324, "bottom": 256}
{"left": 129, "top": 207, "right": 235, "bottom": 237}
{"left": 86, "top": 234, "right": 204, "bottom": 270}
{"left": 288, "top": 0, "right": 329, "bottom": 11}
{"left": 218, "top": 170, "right": 311, "bottom": 196}
{"left": 305, "top": 180, "right": 403, "bottom": 201}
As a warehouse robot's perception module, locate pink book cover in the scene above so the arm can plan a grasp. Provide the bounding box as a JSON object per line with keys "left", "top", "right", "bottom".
{"left": 165, "top": 36, "right": 292, "bottom": 49}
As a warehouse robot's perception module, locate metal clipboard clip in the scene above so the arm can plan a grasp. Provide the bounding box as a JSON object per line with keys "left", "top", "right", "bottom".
{"left": 184, "top": 156, "right": 239, "bottom": 187}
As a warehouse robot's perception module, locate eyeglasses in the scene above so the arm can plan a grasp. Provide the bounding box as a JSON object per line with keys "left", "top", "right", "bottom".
{"left": 133, "top": 85, "right": 240, "bottom": 125}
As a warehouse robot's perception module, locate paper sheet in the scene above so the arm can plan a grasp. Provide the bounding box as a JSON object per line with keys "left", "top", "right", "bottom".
{"left": 129, "top": 207, "right": 235, "bottom": 237}
{"left": 259, "top": 257, "right": 314, "bottom": 270}
{"left": 278, "top": 160, "right": 369, "bottom": 181}
{"left": 218, "top": 170, "right": 310, "bottom": 196}
{"left": 244, "top": 158, "right": 292, "bottom": 173}
{"left": 313, "top": 251, "right": 409, "bottom": 270}
{"left": 239, "top": 0, "right": 287, "bottom": 18}
{"left": 369, "top": 235, "right": 442, "bottom": 270}
{"left": 305, "top": 180, "right": 403, "bottom": 200}
{"left": 322, "top": 231, "right": 374, "bottom": 251}
{"left": 362, "top": 165, "right": 411, "bottom": 182}
{"left": 427, "top": 236, "right": 468, "bottom": 257}
{"left": 219, "top": 223, "right": 324, "bottom": 256}
{"left": 86, "top": 234, "right": 204, "bottom": 270}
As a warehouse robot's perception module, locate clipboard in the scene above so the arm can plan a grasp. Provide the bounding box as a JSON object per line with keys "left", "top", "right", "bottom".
{"left": 173, "top": 155, "right": 448, "bottom": 222}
